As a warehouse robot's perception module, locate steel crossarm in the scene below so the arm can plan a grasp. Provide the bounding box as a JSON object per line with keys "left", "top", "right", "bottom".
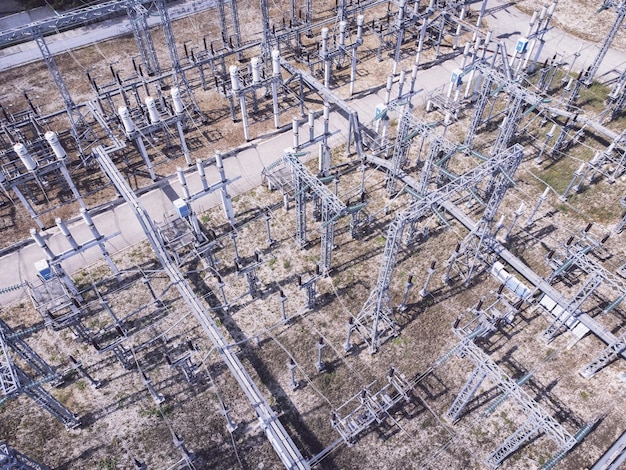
{"left": 445, "top": 360, "right": 489, "bottom": 423}
{"left": 353, "top": 144, "right": 524, "bottom": 352}
{"left": 580, "top": 329, "right": 626, "bottom": 378}
{"left": 0, "top": 0, "right": 140, "bottom": 47}
{"left": 452, "top": 144, "right": 523, "bottom": 283}
{"left": 0, "top": 441, "right": 50, "bottom": 469}
{"left": 486, "top": 417, "right": 541, "bottom": 468}
{"left": 94, "top": 146, "right": 309, "bottom": 469}
{"left": 459, "top": 339, "right": 576, "bottom": 452}
{"left": 465, "top": 61, "right": 552, "bottom": 147}
{"left": 0, "top": 329, "right": 19, "bottom": 397}
{"left": 283, "top": 152, "right": 346, "bottom": 217}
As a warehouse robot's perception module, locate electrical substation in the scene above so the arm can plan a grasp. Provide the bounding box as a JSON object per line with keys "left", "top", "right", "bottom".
{"left": 1, "top": 0, "right": 626, "bottom": 468}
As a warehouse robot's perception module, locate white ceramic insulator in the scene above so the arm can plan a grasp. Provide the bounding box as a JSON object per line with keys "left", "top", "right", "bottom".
{"left": 229, "top": 65, "right": 240, "bottom": 92}
{"left": 272, "top": 49, "right": 281, "bottom": 76}
{"left": 171, "top": 87, "right": 185, "bottom": 115}
{"left": 45, "top": 131, "right": 67, "bottom": 161}
{"left": 251, "top": 57, "right": 261, "bottom": 84}
{"left": 145, "top": 97, "right": 161, "bottom": 124}
{"left": 80, "top": 207, "right": 94, "bottom": 226}
{"left": 118, "top": 106, "right": 135, "bottom": 134}
{"left": 14, "top": 143, "right": 36, "bottom": 171}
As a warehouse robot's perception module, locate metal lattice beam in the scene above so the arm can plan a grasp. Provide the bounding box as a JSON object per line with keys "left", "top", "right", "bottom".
{"left": 94, "top": 145, "right": 309, "bottom": 470}
{"left": 445, "top": 361, "right": 489, "bottom": 423}
{"left": 0, "top": 441, "right": 50, "bottom": 469}
{"left": 448, "top": 145, "right": 524, "bottom": 284}
{"left": 352, "top": 144, "right": 524, "bottom": 353}
{"left": 126, "top": 0, "right": 161, "bottom": 76}
{"left": 456, "top": 338, "right": 576, "bottom": 465}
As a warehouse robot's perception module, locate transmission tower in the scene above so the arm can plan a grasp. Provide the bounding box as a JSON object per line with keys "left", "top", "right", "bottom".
{"left": 563, "top": 0, "right": 626, "bottom": 110}
{"left": 446, "top": 145, "right": 523, "bottom": 284}
{"left": 0, "top": 441, "right": 50, "bottom": 470}
{"left": 125, "top": 0, "right": 161, "bottom": 76}
{"left": 349, "top": 144, "right": 524, "bottom": 353}
{"left": 0, "top": 317, "right": 79, "bottom": 429}
{"left": 447, "top": 335, "right": 576, "bottom": 468}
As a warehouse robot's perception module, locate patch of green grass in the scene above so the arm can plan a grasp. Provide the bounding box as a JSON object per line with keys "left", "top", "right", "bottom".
{"left": 98, "top": 457, "right": 117, "bottom": 470}
{"left": 269, "top": 258, "right": 277, "bottom": 269}
{"left": 139, "top": 404, "right": 171, "bottom": 419}
{"left": 283, "top": 259, "right": 291, "bottom": 270}
{"left": 580, "top": 390, "right": 589, "bottom": 400}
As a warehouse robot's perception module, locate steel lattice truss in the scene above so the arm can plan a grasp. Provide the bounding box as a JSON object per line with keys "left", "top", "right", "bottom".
{"left": 351, "top": 144, "right": 524, "bottom": 353}
{"left": 283, "top": 151, "right": 361, "bottom": 271}
{"left": 450, "top": 337, "right": 576, "bottom": 468}
{"left": 0, "top": 441, "right": 50, "bottom": 470}
{"left": 448, "top": 144, "right": 524, "bottom": 284}
{"left": 0, "top": 317, "right": 78, "bottom": 429}
{"left": 94, "top": 145, "right": 310, "bottom": 470}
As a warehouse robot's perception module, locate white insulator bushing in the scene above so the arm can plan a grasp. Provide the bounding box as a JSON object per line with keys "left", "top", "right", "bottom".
{"left": 14, "top": 143, "right": 37, "bottom": 171}
{"left": 339, "top": 21, "right": 347, "bottom": 46}
{"left": 386, "top": 75, "right": 393, "bottom": 90}
{"left": 323, "top": 103, "right": 330, "bottom": 120}
{"left": 251, "top": 57, "right": 261, "bottom": 84}
{"left": 229, "top": 65, "right": 241, "bottom": 92}
{"left": 118, "top": 106, "right": 135, "bottom": 134}
{"left": 170, "top": 87, "right": 185, "bottom": 115}
{"left": 530, "top": 11, "right": 538, "bottom": 25}
{"left": 80, "top": 207, "right": 94, "bottom": 226}
{"left": 44, "top": 131, "right": 67, "bottom": 161}
{"left": 56, "top": 217, "right": 71, "bottom": 237}
{"left": 463, "top": 42, "right": 471, "bottom": 56}
{"left": 321, "top": 27, "right": 329, "bottom": 40}
{"left": 357, "top": 14, "right": 364, "bottom": 26}
{"left": 272, "top": 49, "right": 281, "bottom": 76}
{"left": 485, "top": 30, "right": 492, "bottom": 45}
{"left": 548, "top": 1, "right": 557, "bottom": 16}
{"left": 196, "top": 159, "right": 206, "bottom": 178}
{"left": 177, "top": 166, "right": 187, "bottom": 186}
{"left": 576, "top": 163, "right": 585, "bottom": 174}
{"left": 145, "top": 96, "right": 161, "bottom": 124}
{"left": 548, "top": 123, "right": 557, "bottom": 137}
{"left": 30, "top": 228, "right": 46, "bottom": 248}
{"left": 539, "top": 5, "right": 547, "bottom": 19}
{"left": 215, "top": 151, "right": 224, "bottom": 169}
